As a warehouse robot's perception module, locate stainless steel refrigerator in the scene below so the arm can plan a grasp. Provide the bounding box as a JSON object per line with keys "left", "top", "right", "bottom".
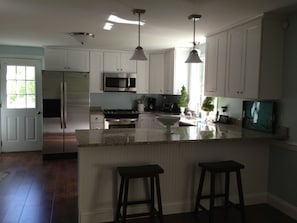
{"left": 42, "top": 71, "right": 89, "bottom": 159}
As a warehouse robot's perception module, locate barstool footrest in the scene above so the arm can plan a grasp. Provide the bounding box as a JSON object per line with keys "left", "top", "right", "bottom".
{"left": 200, "top": 193, "right": 225, "bottom": 199}
{"left": 125, "top": 199, "right": 152, "bottom": 205}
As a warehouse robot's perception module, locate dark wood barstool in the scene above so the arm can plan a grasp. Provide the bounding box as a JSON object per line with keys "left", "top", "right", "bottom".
{"left": 194, "top": 160, "right": 246, "bottom": 223}
{"left": 115, "top": 164, "right": 164, "bottom": 223}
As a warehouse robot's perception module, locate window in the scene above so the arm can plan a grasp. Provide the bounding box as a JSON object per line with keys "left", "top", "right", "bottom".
{"left": 6, "top": 65, "right": 36, "bottom": 108}
{"left": 187, "top": 54, "right": 205, "bottom": 115}
{"left": 187, "top": 48, "right": 217, "bottom": 118}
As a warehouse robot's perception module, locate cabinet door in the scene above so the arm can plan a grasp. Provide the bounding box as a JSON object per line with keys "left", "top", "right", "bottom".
{"left": 163, "top": 50, "right": 174, "bottom": 94}
{"left": 90, "top": 114, "right": 104, "bottom": 129}
{"left": 120, "top": 52, "right": 137, "bottom": 73}
{"left": 149, "top": 53, "right": 164, "bottom": 94}
{"left": 241, "top": 19, "right": 261, "bottom": 99}
{"left": 103, "top": 52, "right": 121, "bottom": 72}
{"left": 136, "top": 61, "right": 149, "bottom": 94}
{"left": 204, "top": 32, "right": 227, "bottom": 97}
{"left": 173, "top": 48, "right": 189, "bottom": 95}
{"left": 226, "top": 25, "right": 245, "bottom": 98}
{"left": 90, "top": 51, "right": 104, "bottom": 93}
{"left": 67, "top": 49, "right": 90, "bottom": 72}
{"left": 45, "top": 48, "right": 89, "bottom": 72}
{"left": 226, "top": 19, "right": 261, "bottom": 99}
{"left": 163, "top": 48, "right": 189, "bottom": 95}
{"left": 44, "top": 48, "right": 67, "bottom": 71}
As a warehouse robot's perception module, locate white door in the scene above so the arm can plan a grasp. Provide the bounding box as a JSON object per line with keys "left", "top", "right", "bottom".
{"left": 0, "top": 58, "right": 42, "bottom": 152}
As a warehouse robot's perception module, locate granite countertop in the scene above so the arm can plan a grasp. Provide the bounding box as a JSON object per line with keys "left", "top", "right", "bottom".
{"left": 76, "top": 123, "right": 287, "bottom": 147}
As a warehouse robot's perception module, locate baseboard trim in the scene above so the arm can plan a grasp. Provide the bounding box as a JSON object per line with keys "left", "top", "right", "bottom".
{"left": 267, "top": 193, "right": 297, "bottom": 220}
{"left": 79, "top": 192, "right": 267, "bottom": 223}
{"left": 43, "top": 152, "right": 77, "bottom": 160}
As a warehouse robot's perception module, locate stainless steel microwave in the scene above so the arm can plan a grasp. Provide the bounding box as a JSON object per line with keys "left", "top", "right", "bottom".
{"left": 103, "top": 73, "right": 136, "bottom": 92}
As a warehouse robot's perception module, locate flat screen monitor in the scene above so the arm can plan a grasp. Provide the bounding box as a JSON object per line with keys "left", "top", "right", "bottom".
{"left": 242, "top": 100, "right": 276, "bottom": 133}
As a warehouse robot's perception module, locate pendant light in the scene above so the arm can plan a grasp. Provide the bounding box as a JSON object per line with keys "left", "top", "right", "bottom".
{"left": 185, "top": 14, "right": 202, "bottom": 63}
{"left": 130, "top": 9, "right": 147, "bottom": 61}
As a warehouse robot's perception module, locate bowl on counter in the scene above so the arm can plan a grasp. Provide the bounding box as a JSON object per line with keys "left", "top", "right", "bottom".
{"left": 156, "top": 115, "right": 180, "bottom": 134}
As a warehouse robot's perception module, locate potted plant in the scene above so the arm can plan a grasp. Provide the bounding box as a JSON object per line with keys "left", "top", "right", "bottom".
{"left": 177, "top": 85, "right": 188, "bottom": 115}
{"left": 201, "top": 97, "right": 214, "bottom": 122}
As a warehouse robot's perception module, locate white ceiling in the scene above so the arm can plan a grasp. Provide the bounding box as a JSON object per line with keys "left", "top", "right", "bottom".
{"left": 1, "top": 0, "right": 297, "bottom": 51}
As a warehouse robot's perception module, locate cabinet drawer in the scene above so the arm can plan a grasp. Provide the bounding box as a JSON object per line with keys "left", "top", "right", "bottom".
{"left": 90, "top": 114, "right": 104, "bottom": 123}
{"left": 90, "top": 123, "right": 104, "bottom": 129}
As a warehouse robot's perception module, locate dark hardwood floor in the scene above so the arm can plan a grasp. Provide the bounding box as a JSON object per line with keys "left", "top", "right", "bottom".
{"left": 0, "top": 152, "right": 296, "bottom": 223}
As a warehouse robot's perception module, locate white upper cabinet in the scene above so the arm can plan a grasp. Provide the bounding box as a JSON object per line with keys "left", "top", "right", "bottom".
{"left": 205, "top": 15, "right": 284, "bottom": 100}
{"left": 204, "top": 31, "right": 227, "bottom": 97}
{"left": 164, "top": 48, "right": 189, "bottom": 95}
{"left": 89, "top": 51, "right": 104, "bottom": 93}
{"left": 44, "top": 48, "right": 90, "bottom": 72}
{"left": 149, "top": 53, "right": 165, "bottom": 94}
{"left": 225, "top": 16, "right": 284, "bottom": 99}
{"left": 225, "top": 18, "right": 262, "bottom": 99}
{"left": 136, "top": 60, "right": 149, "bottom": 94}
{"left": 103, "top": 51, "right": 136, "bottom": 73}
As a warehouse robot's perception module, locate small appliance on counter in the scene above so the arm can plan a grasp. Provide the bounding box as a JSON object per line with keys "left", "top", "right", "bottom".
{"left": 147, "top": 97, "right": 156, "bottom": 111}
{"left": 160, "top": 103, "right": 180, "bottom": 114}
{"left": 214, "top": 106, "right": 231, "bottom": 124}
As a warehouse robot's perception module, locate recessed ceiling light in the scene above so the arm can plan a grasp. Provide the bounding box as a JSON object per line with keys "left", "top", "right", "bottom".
{"left": 103, "top": 22, "right": 114, "bottom": 30}
{"left": 107, "top": 14, "right": 145, "bottom": 25}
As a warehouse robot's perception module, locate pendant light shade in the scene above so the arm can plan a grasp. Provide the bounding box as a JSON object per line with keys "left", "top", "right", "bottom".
{"left": 130, "top": 9, "right": 147, "bottom": 61}
{"left": 185, "top": 49, "right": 202, "bottom": 63}
{"left": 185, "top": 14, "right": 202, "bottom": 63}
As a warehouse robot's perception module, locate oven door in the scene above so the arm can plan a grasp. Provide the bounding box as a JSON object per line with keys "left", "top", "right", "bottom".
{"left": 106, "top": 119, "right": 137, "bottom": 129}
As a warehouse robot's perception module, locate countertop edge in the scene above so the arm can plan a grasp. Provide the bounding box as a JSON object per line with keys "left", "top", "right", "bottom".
{"left": 76, "top": 124, "right": 288, "bottom": 148}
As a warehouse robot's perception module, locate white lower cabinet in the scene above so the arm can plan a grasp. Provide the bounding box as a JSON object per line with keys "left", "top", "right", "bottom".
{"left": 90, "top": 113, "right": 104, "bottom": 129}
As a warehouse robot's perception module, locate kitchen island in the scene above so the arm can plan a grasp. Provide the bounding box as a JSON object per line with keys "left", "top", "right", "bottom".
{"left": 76, "top": 124, "right": 286, "bottom": 223}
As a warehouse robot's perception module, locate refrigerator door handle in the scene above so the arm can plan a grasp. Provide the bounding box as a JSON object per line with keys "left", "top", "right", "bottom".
{"left": 60, "top": 82, "right": 64, "bottom": 129}
{"left": 64, "top": 82, "right": 67, "bottom": 128}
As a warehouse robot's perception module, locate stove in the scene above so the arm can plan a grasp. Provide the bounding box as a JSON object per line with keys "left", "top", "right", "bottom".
{"left": 103, "top": 109, "right": 139, "bottom": 129}
{"left": 103, "top": 109, "right": 139, "bottom": 119}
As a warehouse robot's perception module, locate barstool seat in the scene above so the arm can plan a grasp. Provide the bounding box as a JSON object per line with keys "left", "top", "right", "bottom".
{"left": 194, "top": 160, "right": 245, "bottom": 223}
{"left": 115, "top": 164, "right": 164, "bottom": 223}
